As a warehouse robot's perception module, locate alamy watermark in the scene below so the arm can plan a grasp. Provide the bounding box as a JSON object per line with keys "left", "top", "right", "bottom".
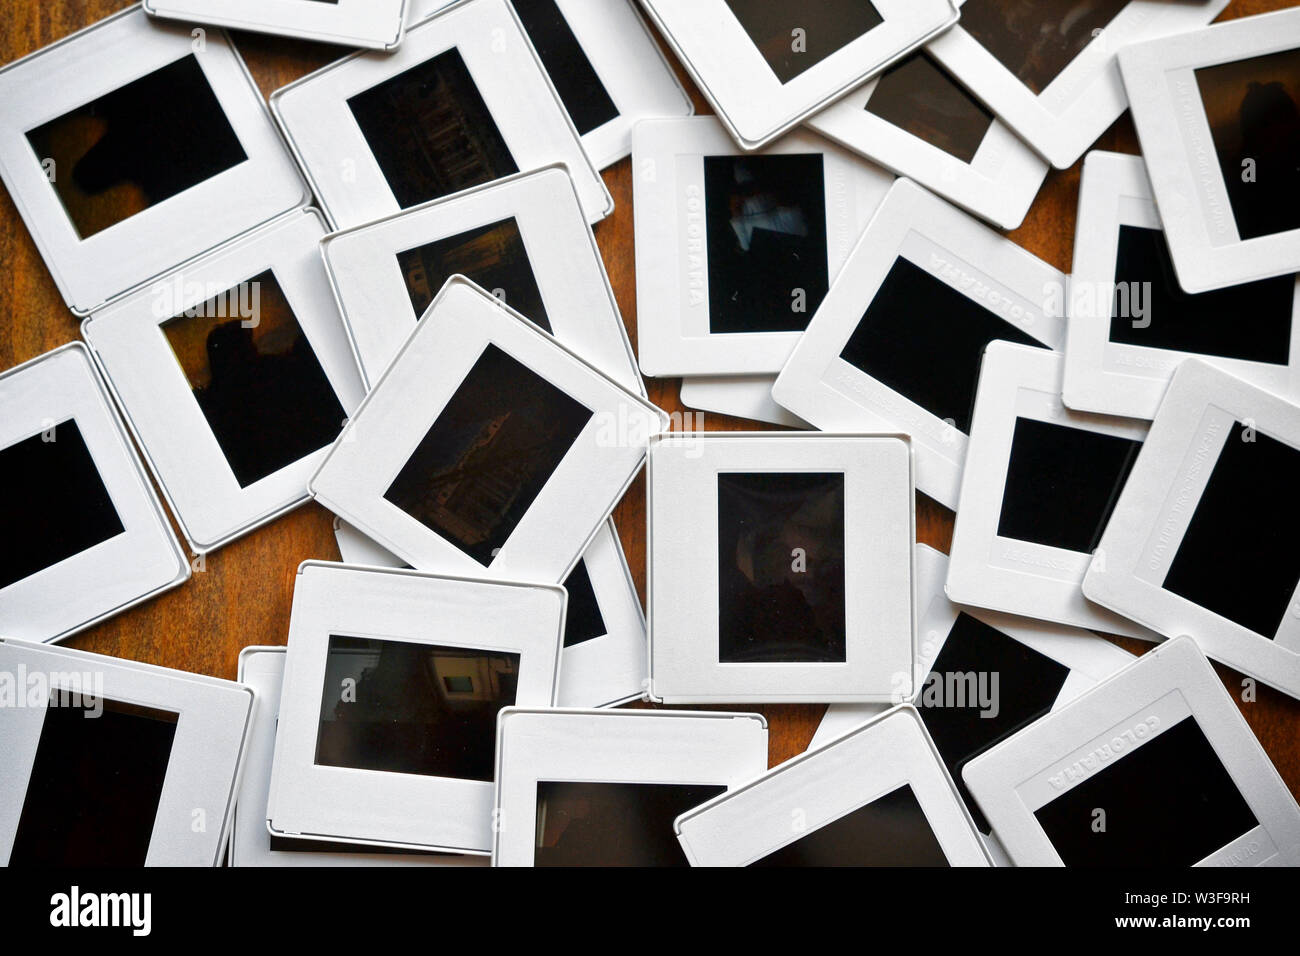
{"left": 891, "top": 668, "right": 1001, "bottom": 718}
{"left": 149, "top": 274, "right": 261, "bottom": 328}
{"left": 1046, "top": 279, "right": 1154, "bottom": 328}
{"left": 0, "top": 666, "right": 104, "bottom": 717}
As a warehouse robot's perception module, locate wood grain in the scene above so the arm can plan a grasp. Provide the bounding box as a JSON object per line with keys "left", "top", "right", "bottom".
{"left": 2, "top": 0, "right": 1297, "bottom": 787}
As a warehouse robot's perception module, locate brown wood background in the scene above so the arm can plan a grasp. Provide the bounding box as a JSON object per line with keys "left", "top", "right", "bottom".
{"left": 3, "top": 0, "right": 1297, "bottom": 794}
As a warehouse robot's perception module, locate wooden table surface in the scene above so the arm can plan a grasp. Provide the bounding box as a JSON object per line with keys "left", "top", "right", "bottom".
{"left": 3, "top": 0, "right": 1298, "bottom": 795}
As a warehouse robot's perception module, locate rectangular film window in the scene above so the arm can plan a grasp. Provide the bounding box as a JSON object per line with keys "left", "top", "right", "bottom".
{"left": 1194, "top": 48, "right": 1300, "bottom": 242}
{"left": 717, "top": 471, "right": 846, "bottom": 663}
{"left": 347, "top": 48, "right": 519, "bottom": 210}
{"left": 510, "top": 0, "right": 619, "bottom": 135}
{"left": 958, "top": 0, "right": 1127, "bottom": 96}
{"left": 997, "top": 417, "right": 1141, "bottom": 554}
{"left": 1108, "top": 225, "right": 1295, "bottom": 363}
{"left": 866, "top": 53, "right": 994, "bottom": 165}
{"left": 703, "top": 153, "right": 829, "bottom": 334}
{"left": 722, "top": 0, "right": 884, "bottom": 85}
{"left": 10, "top": 696, "right": 179, "bottom": 866}
{"left": 383, "top": 343, "right": 593, "bottom": 565}
{"left": 316, "top": 635, "right": 521, "bottom": 782}
{"left": 751, "top": 784, "right": 951, "bottom": 866}
{"left": 0, "top": 418, "right": 125, "bottom": 590}
{"left": 1163, "top": 422, "right": 1300, "bottom": 638}
{"left": 25, "top": 54, "right": 247, "bottom": 239}
{"left": 918, "top": 612, "right": 1070, "bottom": 834}
{"left": 534, "top": 780, "right": 725, "bottom": 866}
{"left": 396, "top": 217, "right": 551, "bottom": 331}
{"left": 162, "top": 270, "right": 346, "bottom": 488}
{"left": 1033, "top": 715, "right": 1258, "bottom": 866}
{"left": 840, "top": 256, "right": 1044, "bottom": 433}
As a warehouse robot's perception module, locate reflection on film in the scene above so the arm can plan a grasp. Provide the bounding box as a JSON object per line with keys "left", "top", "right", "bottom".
{"left": 1195, "top": 48, "right": 1300, "bottom": 241}
{"left": 384, "top": 344, "right": 593, "bottom": 565}
{"left": 162, "top": 270, "right": 345, "bottom": 488}
{"left": 26, "top": 55, "right": 246, "bottom": 239}
{"left": 958, "top": 0, "right": 1127, "bottom": 95}
{"left": 534, "top": 781, "right": 725, "bottom": 866}
{"left": 348, "top": 48, "right": 519, "bottom": 209}
{"left": 703, "top": 153, "right": 829, "bottom": 334}
{"left": 717, "top": 471, "right": 846, "bottom": 663}
{"left": 397, "top": 217, "right": 551, "bottom": 330}
{"left": 316, "top": 635, "right": 520, "bottom": 782}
